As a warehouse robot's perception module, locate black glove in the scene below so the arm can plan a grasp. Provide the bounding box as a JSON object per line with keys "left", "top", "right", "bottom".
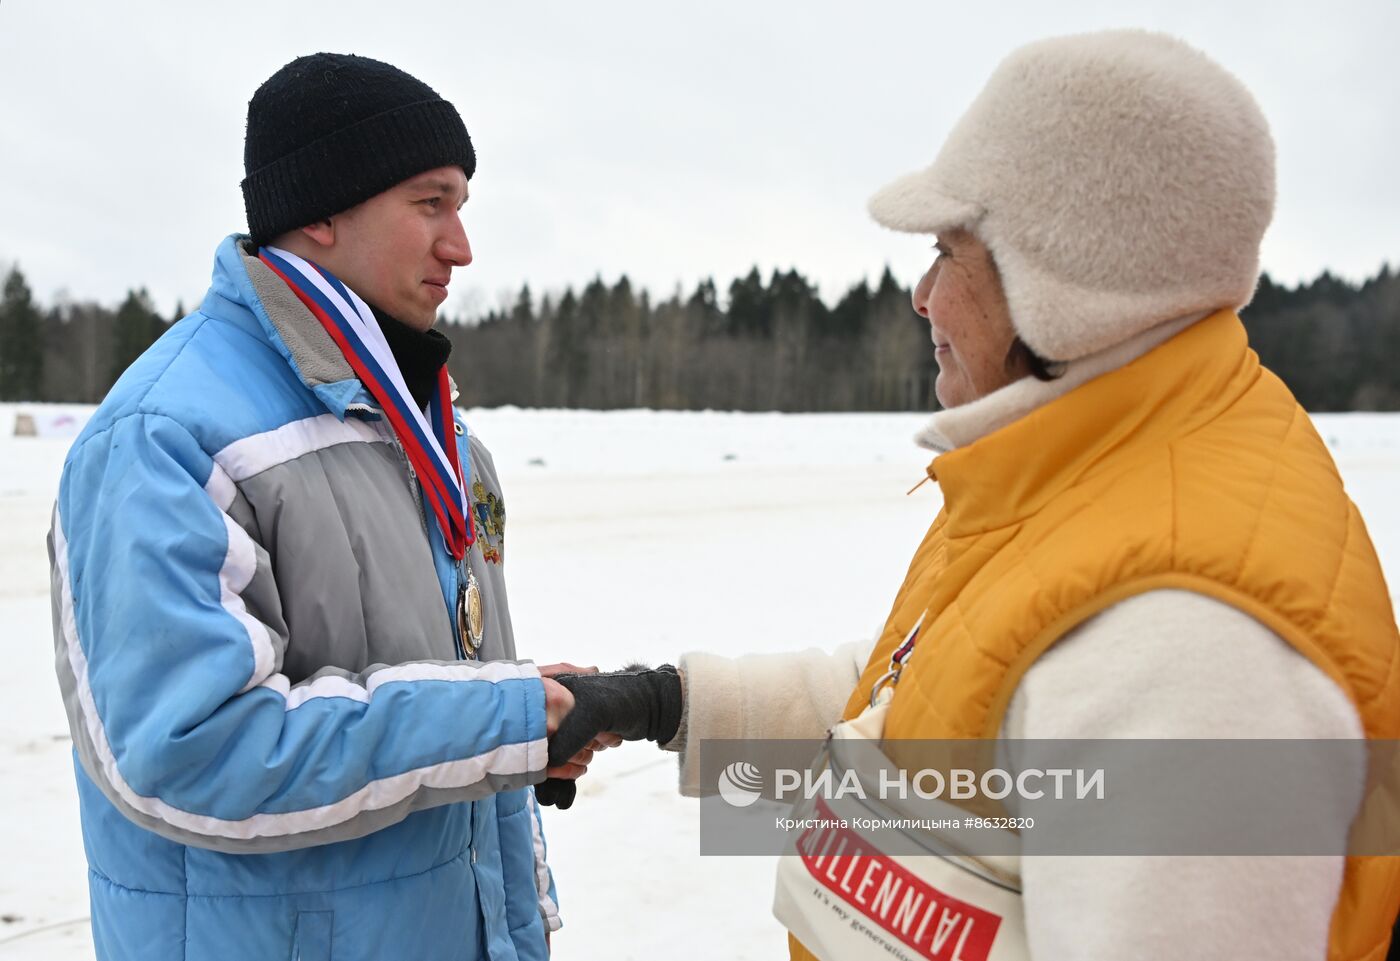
{"left": 536, "top": 664, "right": 683, "bottom": 809}
{"left": 534, "top": 777, "right": 577, "bottom": 809}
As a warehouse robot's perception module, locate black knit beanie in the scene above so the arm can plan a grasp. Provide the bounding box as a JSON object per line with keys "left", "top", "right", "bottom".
{"left": 242, "top": 53, "right": 476, "bottom": 247}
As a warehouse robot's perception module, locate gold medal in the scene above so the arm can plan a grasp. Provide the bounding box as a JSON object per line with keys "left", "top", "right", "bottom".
{"left": 459, "top": 569, "right": 484, "bottom": 658}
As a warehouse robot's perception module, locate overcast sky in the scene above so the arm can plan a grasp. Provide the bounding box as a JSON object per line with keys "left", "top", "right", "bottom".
{"left": 2, "top": 0, "right": 1397, "bottom": 319}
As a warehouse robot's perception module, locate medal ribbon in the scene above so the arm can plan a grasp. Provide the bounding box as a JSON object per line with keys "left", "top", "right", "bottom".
{"left": 869, "top": 611, "right": 926, "bottom": 707}
{"left": 890, "top": 611, "right": 925, "bottom": 669}
{"left": 258, "top": 245, "right": 475, "bottom": 559}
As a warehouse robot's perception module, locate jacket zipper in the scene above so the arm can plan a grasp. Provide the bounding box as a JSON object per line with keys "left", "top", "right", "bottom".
{"left": 349, "top": 404, "right": 430, "bottom": 540}
{"left": 348, "top": 401, "right": 466, "bottom": 659}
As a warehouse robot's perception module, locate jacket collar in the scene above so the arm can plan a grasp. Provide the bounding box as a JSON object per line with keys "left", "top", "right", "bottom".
{"left": 929, "top": 309, "right": 1259, "bottom": 537}
{"left": 200, "top": 234, "right": 372, "bottom": 419}
{"left": 915, "top": 311, "right": 1208, "bottom": 455}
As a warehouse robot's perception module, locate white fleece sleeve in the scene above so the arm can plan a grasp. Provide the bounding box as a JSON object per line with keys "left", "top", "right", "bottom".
{"left": 664, "top": 640, "right": 875, "bottom": 797}
{"left": 1002, "top": 590, "right": 1365, "bottom": 961}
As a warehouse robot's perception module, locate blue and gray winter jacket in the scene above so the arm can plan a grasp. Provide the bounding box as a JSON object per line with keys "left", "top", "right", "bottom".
{"left": 48, "top": 235, "right": 559, "bottom": 961}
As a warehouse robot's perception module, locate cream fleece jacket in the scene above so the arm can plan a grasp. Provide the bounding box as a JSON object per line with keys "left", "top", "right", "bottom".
{"left": 668, "top": 317, "right": 1365, "bottom": 961}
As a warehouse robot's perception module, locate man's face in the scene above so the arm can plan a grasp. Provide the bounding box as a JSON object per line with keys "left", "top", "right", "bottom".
{"left": 312, "top": 165, "right": 472, "bottom": 331}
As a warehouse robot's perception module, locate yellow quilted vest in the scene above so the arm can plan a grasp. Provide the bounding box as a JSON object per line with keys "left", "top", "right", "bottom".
{"left": 788, "top": 311, "right": 1400, "bottom": 961}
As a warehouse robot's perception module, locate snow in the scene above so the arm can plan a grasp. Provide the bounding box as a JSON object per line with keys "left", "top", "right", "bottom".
{"left": 1, "top": 404, "right": 1396, "bottom": 959}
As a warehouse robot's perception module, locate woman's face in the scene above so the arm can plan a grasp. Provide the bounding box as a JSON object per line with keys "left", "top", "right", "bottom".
{"left": 911, "top": 228, "right": 1028, "bottom": 408}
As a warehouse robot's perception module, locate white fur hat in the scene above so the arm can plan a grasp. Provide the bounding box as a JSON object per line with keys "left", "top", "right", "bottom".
{"left": 869, "top": 30, "right": 1276, "bottom": 361}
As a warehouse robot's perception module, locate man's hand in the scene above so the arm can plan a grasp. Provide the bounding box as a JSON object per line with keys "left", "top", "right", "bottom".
{"left": 539, "top": 661, "right": 598, "bottom": 678}
{"left": 542, "top": 677, "right": 574, "bottom": 737}
{"left": 540, "top": 663, "right": 623, "bottom": 757}
{"left": 534, "top": 666, "right": 635, "bottom": 806}
{"left": 536, "top": 663, "right": 624, "bottom": 809}
{"left": 546, "top": 664, "right": 682, "bottom": 769}
{"left": 546, "top": 733, "right": 623, "bottom": 778}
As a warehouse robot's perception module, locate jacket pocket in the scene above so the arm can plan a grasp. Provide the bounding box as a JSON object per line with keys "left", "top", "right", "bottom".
{"left": 293, "top": 910, "right": 333, "bottom": 961}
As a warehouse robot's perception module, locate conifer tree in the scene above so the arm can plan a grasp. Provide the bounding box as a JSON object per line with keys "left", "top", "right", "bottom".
{"left": 109, "top": 288, "right": 164, "bottom": 387}
{"left": 0, "top": 266, "right": 44, "bottom": 401}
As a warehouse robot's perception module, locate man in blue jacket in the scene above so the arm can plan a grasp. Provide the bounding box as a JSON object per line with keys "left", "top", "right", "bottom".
{"left": 47, "top": 53, "right": 593, "bottom": 961}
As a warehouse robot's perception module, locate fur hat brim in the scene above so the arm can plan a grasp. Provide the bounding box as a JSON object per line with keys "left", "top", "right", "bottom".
{"left": 867, "top": 166, "right": 982, "bottom": 236}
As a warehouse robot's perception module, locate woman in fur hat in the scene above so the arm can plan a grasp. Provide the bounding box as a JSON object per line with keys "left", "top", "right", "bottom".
{"left": 544, "top": 30, "right": 1400, "bottom": 961}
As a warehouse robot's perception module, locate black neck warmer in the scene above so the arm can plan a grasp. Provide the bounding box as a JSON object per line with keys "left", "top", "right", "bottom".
{"left": 368, "top": 304, "right": 453, "bottom": 409}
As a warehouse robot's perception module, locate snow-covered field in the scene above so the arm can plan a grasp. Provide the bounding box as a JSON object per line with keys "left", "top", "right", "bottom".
{"left": 1, "top": 404, "right": 1397, "bottom": 959}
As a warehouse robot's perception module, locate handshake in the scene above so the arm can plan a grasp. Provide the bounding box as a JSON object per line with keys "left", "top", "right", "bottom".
{"left": 537, "top": 662, "right": 683, "bottom": 809}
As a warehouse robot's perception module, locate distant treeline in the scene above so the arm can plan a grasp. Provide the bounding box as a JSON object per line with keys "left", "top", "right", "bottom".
{"left": 1, "top": 262, "right": 1397, "bottom": 411}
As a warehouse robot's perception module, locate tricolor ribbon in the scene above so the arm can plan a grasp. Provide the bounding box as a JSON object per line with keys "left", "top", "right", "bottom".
{"left": 258, "top": 245, "right": 474, "bottom": 559}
